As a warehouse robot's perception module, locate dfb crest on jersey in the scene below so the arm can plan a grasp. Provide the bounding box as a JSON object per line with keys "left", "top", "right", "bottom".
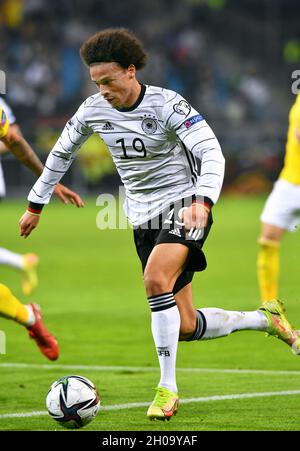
{"left": 173, "top": 100, "right": 191, "bottom": 116}
{"left": 142, "top": 117, "right": 158, "bottom": 134}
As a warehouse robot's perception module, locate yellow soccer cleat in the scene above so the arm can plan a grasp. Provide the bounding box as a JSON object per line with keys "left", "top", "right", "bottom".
{"left": 259, "top": 299, "right": 300, "bottom": 355}
{"left": 147, "top": 387, "right": 179, "bottom": 421}
{"left": 22, "top": 253, "right": 39, "bottom": 296}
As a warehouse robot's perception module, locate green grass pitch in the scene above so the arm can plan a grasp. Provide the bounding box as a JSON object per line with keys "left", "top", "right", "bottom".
{"left": 0, "top": 195, "right": 300, "bottom": 431}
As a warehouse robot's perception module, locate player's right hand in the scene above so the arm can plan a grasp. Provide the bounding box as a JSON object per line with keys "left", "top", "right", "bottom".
{"left": 19, "top": 211, "right": 40, "bottom": 238}
{"left": 181, "top": 203, "right": 209, "bottom": 230}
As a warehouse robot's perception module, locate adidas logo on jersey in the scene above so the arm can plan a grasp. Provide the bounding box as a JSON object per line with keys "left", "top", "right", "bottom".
{"left": 169, "top": 228, "right": 181, "bottom": 237}
{"left": 102, "top": 121, "right": 114, "bottom": 130}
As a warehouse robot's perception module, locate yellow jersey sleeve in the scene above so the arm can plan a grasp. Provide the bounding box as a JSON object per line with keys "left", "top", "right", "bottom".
{"left": 0, "top": 107, "right": 10, "bottom": 139}
{"left": 279, "top": 94, "right": 300, "bottom": 184}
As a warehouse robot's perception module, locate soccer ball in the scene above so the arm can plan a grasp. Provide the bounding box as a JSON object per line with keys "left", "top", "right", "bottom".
{"left": 46, "top": 375, "right": 100, "bottom": 429}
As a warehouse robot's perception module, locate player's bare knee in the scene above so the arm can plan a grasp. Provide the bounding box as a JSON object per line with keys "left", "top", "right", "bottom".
{"left": 259, "top": 223, "right": 284, "bottom": 243}
{"left": 143, "top": 270, "right": 170, "bottom": 296}
{"left": 259, "top": 232, "right": 280, "bottom": 244}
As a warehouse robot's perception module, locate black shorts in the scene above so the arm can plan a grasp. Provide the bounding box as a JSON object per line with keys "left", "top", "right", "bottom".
{"left": 133, "top": 196, "right": 213, "bottom": 294}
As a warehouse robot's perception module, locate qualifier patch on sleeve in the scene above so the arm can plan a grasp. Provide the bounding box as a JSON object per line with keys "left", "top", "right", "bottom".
{"left": 184, "top": 114, "right": 204, "bottom": 128}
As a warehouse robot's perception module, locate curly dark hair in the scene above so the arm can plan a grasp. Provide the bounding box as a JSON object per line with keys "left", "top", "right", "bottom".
{"left": 80, "top": 28, "right": 148, "bottom": 70}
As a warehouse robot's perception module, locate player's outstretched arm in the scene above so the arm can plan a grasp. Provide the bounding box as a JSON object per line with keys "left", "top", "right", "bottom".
{"left": 0, "top": 123, "right": 22, "bottom": 154}
{"left": 0, "top": 109, "right": 84, "bottom": 209}
{"left": 3, "top": 128, "right": 84, "bottom": 207}
{"left": 2, "top": 127, "right": 44, "bottom": 175}
{"left": 18, "top": 101, "right": 92, "bottom": 237}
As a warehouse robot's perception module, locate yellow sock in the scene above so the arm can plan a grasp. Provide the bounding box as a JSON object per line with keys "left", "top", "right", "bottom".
{"left": 257, "top": 238, "right": 280, "bottom": 302}
{"left": 0, "top": 283, "right": 31, "bottom": 326}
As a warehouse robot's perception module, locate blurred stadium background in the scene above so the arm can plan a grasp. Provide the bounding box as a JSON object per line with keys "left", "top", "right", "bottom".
{"left": 1, "top": 0, "right": 300, "bottom": 198}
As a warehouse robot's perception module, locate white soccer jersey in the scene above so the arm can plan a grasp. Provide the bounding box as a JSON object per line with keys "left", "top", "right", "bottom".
{"left": 0, "top": 97, "right": 17, "bottom": 197}
{"left": 28, "top": 85, "right": 225, "bottom": 225}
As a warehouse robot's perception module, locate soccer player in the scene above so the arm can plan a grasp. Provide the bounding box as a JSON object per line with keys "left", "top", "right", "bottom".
{"left": 257, "top": 94, "right": 300, "bottom": 301}
{"left": 0, "top": 102, "right": 83, "bottom": 360}
{"left": 19, "top": 29, "right": 300, "bottom": 420}
{"left": 0, "top": 97, "right": 39, "bottom": 295}
{"left": 0, "top": 284, "right": 58, "bottom": 360}
{"left": 0, "top": 96, "right": 83, "bottom": 294}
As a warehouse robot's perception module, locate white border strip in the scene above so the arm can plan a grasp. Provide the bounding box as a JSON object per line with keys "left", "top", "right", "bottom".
{"left": 1, "top": 390, "right": 300, "bottom": 419}
{"left": 1, "top": 362, "right": 300, "bottom": 375}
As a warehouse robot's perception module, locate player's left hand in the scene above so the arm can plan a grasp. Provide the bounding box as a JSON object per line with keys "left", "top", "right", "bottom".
{"left": 54, "top": 183, "right": 84, "bottom": 207}
{"left": 182, "top": 203, "right": 209, "bottom": 230}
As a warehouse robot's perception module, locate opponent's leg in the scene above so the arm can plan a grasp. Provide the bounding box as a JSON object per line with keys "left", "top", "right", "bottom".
{"left": 257, "top": 223, "right": 284, "bottom": 302}
{"left": 0, "top": 247, "right": 23, "bottom": 269}
{"left": 0, "top": 248, "right": 39, "bottom": 295}
{"left": 21, "top": 253, "right": 39, "bottom": 296}
{"left": 0, "top": 283, "right": 59, "bottom": 360}
{"left": 0, "top": 282, "right": 34, "bottom": 325}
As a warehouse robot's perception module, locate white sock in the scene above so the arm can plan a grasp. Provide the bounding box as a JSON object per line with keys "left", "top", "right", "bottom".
{"left": 148, "top": 293, "right": 180, "bottom": 394}
{"left": 200, "top": 308, "right": 268, "bottom": 340}
{"left": 25, "top": 305, "right": 36, "bottom": 327}
{"left": 0, "top": 248, "right": 23, "bottom": 269}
